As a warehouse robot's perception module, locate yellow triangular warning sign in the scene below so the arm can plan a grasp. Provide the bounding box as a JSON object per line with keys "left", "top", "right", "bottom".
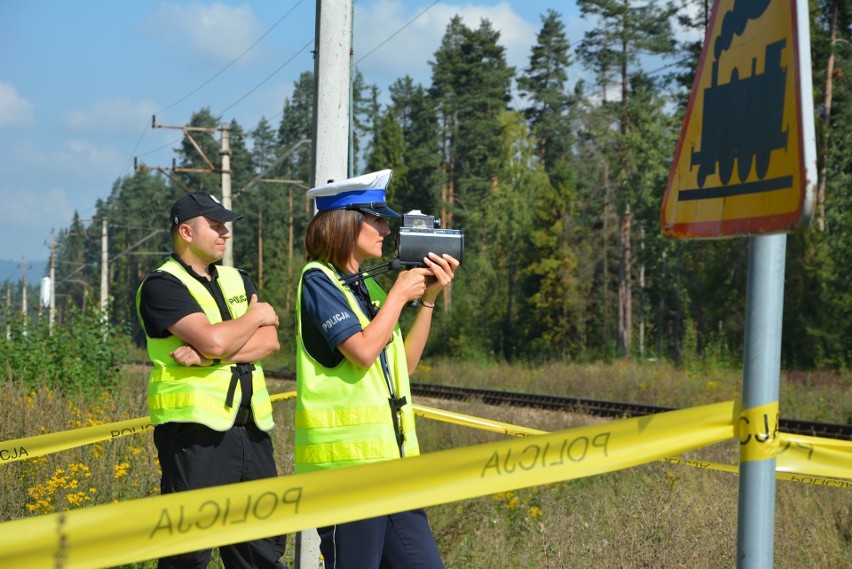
{"left": 660, "top": 0, "right": 815, "bottom": 239}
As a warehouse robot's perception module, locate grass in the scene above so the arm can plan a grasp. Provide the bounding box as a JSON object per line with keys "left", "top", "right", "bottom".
{"left": 412, "top": 359, "right": 852, "bottom": 423}
{"left": 1, "top": 360, "right": 850, "bottom": 568}
{"left": 414, "top": 396, "right": 851, "bottom": 568}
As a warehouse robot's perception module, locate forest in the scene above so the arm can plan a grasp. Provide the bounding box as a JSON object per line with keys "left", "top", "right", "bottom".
{"left": 4, "top": 1, "right": 851, "bottom": 370}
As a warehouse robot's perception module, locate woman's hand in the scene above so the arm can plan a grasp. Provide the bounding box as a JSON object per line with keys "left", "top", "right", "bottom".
{"left": 422, "top": 253, "right": 460, "bottom": 300}
{"left": 386, "top": 253, "right": 459, "bottom": 307}
{"left": 169, "top": 344, "right": 210, "bottom": 367}
{"left": 389, "top": 268, "right": 432, "bottom": 303}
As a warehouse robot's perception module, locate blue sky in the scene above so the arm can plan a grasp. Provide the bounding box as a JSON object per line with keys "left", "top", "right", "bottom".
{"left": 0, "top": 1, "right": 595, "bottom": 264}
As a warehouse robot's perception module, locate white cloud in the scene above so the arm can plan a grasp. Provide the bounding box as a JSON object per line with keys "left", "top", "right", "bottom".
{"left": 0, "top": 138, "right": 129, "bottom": 260}
{"left": 5, "top": 185, "right": 74, "bottom": 242}
{"left": 0, "top": 81, "right": 36, "bottom": 128}
{"left": 354, "top": 1, "right": 537, "bottom": 90}
{"left": 58, "top": 139, "right": 126, "bottom": 169}
{"left": 150, "top": 2, "right": 264, "bottom": 64}
{"left": 5, "top": 137, "right": 127, "bottom": 195}
{"left": 64, "top": 97, "right": 159, "bottom": 133}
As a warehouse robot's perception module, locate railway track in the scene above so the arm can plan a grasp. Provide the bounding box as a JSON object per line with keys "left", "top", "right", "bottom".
{"left": 148, "top": 365, "right": 851, "bottom": 441}
{"left": 407, "top": 383, "right": 852, "bottom": 442}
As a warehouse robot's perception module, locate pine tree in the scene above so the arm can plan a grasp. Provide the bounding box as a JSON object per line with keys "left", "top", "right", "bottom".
{"left": 278, "top": 72, "right": 315, "bottom": 188}
{"left": 487, "top": 110, "right": 551, "bottom": 359}
{"left": 387, "top": 76, "right": 440, "bottom": 215}
{"left": 250, "top": 117, "right": 279, "bottom": 173}
{"left": 54, "top": 212, "right": 91, "bottom": 315}
{"left": 430, "top": 16, "right": 513, "bottom": 244}
{"left": 350, "top": 70, "right": 379, "bottom": 176}
{"left": 576, "top": 0, "right": 677, "bottom": 358}
{"left": 238, "top": 116, "right": 284, "bottom": 295}
{"left": 669, "top": 0, "right": 712, "bottom": 112}
{"left": 517, "top": 9, "right": 574, "bottom": 171}
{"left": 430, "top": 16, "right": 468, "bottom": 231}
{"left": 516, "top": 9, "right": 589, "bottom": 358}
{"left": 270, "top": 71, "right": 316, "bottom": 347}
{"left": 366, "top": 108, "right": 406, "bottom": 198}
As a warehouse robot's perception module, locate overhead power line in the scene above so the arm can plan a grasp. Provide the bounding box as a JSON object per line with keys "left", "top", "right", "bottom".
{"left": 116, "top": 2, "right": 307, "bottom": 182}
{"left": 217, "top": 38, "right": 315, "bottom": 117}
{"left": 128, "top": 4, "right": 695, "bottom": 178}
{"left": 157, "top": 0, "right": 307, "bottom": 117}
{"left": 355, "top": 0, "right": 439, "bottom": 65}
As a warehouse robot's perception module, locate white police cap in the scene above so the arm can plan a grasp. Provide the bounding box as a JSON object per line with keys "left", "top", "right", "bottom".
{"left": 306, "top": 169, "right": 399, "bottom": 218}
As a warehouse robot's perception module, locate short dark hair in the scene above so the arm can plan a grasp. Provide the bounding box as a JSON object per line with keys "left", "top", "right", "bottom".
{"left": 169, "top": 216, "right": 200, "bottom": 244}
{"left": 304, "top": 209, "right": 364, "bottom": 271}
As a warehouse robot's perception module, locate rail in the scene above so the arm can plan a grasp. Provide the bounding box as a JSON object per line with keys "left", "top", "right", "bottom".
{"left": 153, "top": 365, "right": 852, "bottom": 442}
{"left": 406, "top": 382, "right": 852, "bottom": 441}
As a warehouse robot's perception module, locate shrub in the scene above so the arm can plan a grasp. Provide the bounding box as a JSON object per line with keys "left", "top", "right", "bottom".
{"left": 0, "top": 308, "right": 129, "bottom": 396}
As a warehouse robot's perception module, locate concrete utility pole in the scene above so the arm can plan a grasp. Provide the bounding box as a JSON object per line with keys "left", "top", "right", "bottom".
{"left": 311, "top": 0, "right": 353, "bottom": 191}
{"left": 18, "top": 257, "right": 29, "bottom": 317}
{"left": 5, "top": 286, "right": 10, "bottom": 339}
{"left": 220, "top": 124, "right": 234, "bottom": 266}
{"left": 100, "top": 218, "right": 109, "bottom": 319}
{"left": 347, "top": 0, "right": 355, "bottom": 178}
{"left": 49, "top": 230, "right": 56, "bottom": 332}
{"left": 296, "top": 3, "right": 353, "bottom": 567}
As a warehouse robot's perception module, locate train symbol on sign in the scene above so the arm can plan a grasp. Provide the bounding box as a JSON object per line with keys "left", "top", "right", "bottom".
{"left": 690, "top": 39, "right": 789, "bottom": 189}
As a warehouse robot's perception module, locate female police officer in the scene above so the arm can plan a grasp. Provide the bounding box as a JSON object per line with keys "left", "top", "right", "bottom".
{"left": 295, "top": 169, "right": 459, "bottom": 568}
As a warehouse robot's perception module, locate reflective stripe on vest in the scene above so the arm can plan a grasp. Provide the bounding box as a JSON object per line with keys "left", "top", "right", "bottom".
{"left": 136, "top": 257, "right": 274, "bottom": 432}
{"left": 294, "top": 260, "right": 419, "bottom": 473}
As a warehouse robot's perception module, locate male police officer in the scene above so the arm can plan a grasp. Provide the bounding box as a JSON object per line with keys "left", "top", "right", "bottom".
{"left": 137, "top": 192, "right": 286, "bottom": 568}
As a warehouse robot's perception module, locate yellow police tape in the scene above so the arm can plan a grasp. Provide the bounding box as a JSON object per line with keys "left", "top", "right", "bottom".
{"left": 775, "top": 432, "right": 852, "bottom": 482}
{"left": 739, "top": 401, "right": 780, "bottom": 462}
{"left": 413, "top": 404, "right": 852, "bottom": 484}
{"left": 2, "top": 394, "right": 850, "bottom": 483}
{"left": 0, "top": 401, "right": 739, "bottom": 568}
{"left": 0, "top": 392, "right": 296, "bottom": 465}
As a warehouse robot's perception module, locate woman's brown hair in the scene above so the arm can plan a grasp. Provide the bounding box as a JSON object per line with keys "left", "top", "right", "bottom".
{"left": 304, "top": 209, "right": 364, "bottom": 271}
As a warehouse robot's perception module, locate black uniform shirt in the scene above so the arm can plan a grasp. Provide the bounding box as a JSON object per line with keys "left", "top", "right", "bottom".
{"left": 139, "top": 254, "right": 258, "bottom": 406}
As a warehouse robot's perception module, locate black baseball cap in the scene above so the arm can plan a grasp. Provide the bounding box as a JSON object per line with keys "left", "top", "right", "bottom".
{"left": 170, "top": 192, "right": 243, "bottom": 226}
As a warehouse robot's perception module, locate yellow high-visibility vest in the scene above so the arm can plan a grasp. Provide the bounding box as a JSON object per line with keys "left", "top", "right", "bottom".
{"left": 136, "top": 257, "right": 274, "bottom": 431}
{"left": 295, "top": 261, "right": 419, "bottom": 473}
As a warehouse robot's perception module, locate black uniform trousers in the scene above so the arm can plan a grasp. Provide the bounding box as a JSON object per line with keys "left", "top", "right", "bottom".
{"left": 153, "top": 421, "right": 286, "bottom": 569}
{"left": 318, "top": 509, "right": 444, "bottom": 569}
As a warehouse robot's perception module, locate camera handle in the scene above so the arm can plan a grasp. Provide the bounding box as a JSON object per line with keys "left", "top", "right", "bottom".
{"left": 338, "top": 258, "right": 403, "bottom": 285}
{"left": 339, "top": 259, "right": 422, "bottom": 310}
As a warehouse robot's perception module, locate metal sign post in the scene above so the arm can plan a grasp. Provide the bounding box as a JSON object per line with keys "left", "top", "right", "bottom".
{"left": 737, "top": 233, "right": 785, "bottom": 567}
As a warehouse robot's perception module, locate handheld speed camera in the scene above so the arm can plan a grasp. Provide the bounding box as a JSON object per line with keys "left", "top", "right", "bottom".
{"left": 395, "top": 210, "right": 464, "bottom": 267}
